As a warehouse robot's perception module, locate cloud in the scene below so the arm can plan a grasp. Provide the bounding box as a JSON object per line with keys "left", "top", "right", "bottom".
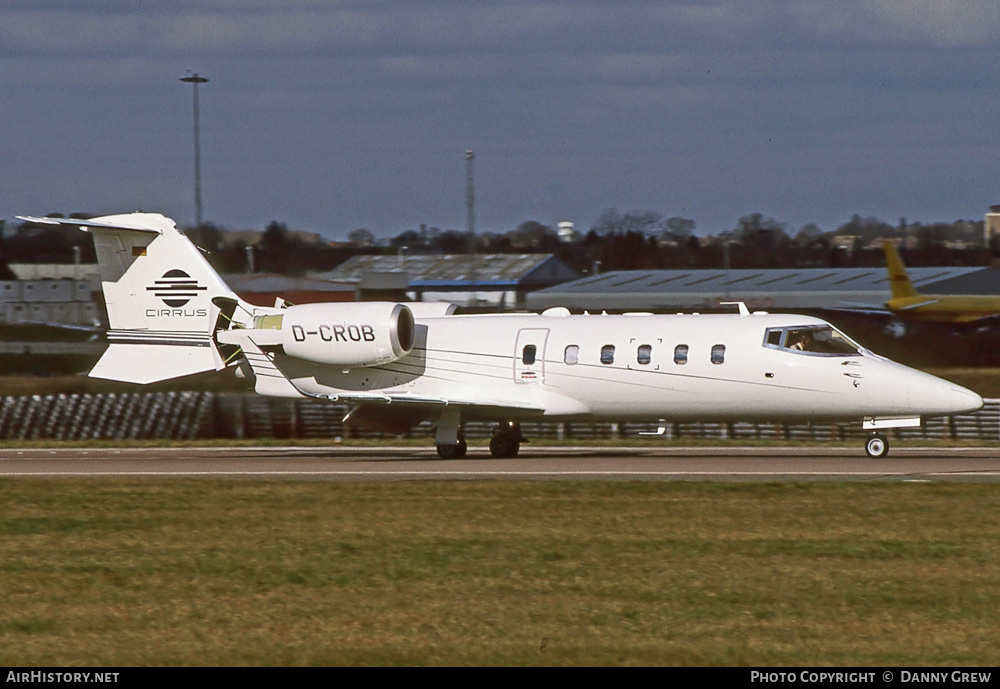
{"left": 3, "top": 1, "right": 1000, "bottom": 235}
{"left": 787, "top": 0, "right": 1000, "bottom": 48}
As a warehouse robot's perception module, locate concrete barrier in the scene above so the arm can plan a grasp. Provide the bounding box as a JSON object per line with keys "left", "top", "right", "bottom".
{"left": 0, "top": 393, "right": 996, "bottom": 443}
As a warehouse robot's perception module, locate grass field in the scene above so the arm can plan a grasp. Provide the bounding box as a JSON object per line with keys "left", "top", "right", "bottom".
{"left": 2, "top": 480, "right": 999, "bottom": 666}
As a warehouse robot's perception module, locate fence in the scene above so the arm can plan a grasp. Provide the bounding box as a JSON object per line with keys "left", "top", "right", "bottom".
{"left": 0, "top": 392, "right": 997, "bottom": 443}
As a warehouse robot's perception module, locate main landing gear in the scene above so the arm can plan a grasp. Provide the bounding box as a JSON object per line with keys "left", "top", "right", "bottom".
{"left": 434, "top": 422, "right": 526, "bottom": 459}
{"left": 865, "top": 434, "right": 889, "bottom": 458}
{"left": 435, "top": 436, "right": 468, "bottom": 459}
{"left": 434, "top": 407, "right": 466, "bottom": 459}
{"left": 489, "top": 422, "right": 525, "bottom": 458}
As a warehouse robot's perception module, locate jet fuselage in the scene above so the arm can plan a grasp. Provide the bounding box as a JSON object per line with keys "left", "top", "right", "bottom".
{"left": 276, "top": 310, "right": 981, "bottom": 424}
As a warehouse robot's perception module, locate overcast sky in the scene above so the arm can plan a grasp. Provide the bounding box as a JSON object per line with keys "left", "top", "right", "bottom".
{"left": 4, "top": 0, "right": 1000, "bottom": 239}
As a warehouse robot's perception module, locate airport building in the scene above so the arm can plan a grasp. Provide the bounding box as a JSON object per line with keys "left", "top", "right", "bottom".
{"left": 986, "top": 207, "right": 1000, "bottom": 245}
{"left": 526, "top": 265, "right": 1000, "bottom": 313}
{"left": 317, "top": 253, "right": 579, "bottom": 309}
{"left": 2, "top": 264, "right": 103, "bottom": 328}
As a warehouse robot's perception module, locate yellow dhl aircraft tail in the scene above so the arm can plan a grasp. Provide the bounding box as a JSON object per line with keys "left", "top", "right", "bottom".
{"left": 881, "top": 240, "right": 1000, "bottom": 325}
{"left": 882, "top": 240, "right": 920, "bottom": 300}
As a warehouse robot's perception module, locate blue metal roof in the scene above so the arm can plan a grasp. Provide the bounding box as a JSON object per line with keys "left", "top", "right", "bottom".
{"left": 317, "top": 253, "right": 579, "bottom": 288}
{"left": 536, "top": 266, "right": 985, "bottom": 295}
{"left": 526, "top": 266, "right": 999, "bottom": 311}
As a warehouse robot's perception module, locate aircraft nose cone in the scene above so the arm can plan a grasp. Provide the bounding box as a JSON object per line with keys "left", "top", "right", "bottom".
{"left": 940, "top": 384, "right": 983, "bottom": 416}
{"left": 870, "top": 363, "right": 983, "bottom": 419}
{"left": 914, "top": 374, "right": 983, "bottom": 417}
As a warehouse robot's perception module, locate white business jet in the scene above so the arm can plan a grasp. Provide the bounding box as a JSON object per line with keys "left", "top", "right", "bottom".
{"left": 18, "top": 213, "right": 983, "bottom": 459}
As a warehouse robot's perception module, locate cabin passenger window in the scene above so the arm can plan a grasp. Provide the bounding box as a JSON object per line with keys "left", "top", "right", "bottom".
{"left": 522, "top": 345, "right": 536, "bottom": 365}
{"left": 637, "top": 344, "right": 652, "bottom": 365}
{"left": 674, "top": 344, "right": 688, "bottom": 365}
{"left": 600, "top": 345, "right": 615, "bottom": 365}
{"left": 711, "top": 344, "right": 726, "bottom": 364}
{"left": 564, "top": 345, "right": 579, "bottom": 365}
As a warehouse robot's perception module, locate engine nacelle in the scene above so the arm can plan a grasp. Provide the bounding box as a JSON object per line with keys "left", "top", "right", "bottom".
{"left": 406, "top": 302, "right": 458, "bottom": 318}
{"left": 267, "top": 302, "right": 414, "bottom": 367}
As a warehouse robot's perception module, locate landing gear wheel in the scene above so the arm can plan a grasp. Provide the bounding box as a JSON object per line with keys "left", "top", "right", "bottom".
{"left": 490, "top": 422, "right": 525, "bottom": 458}
{"left": 436, "top": 436, "right": 468, "bottom": 459}
{"left": 489, "top": 435, "right": 521, "bottom": 458}
{"left": 865, "top": 434, "right": 889, "bottom": 458}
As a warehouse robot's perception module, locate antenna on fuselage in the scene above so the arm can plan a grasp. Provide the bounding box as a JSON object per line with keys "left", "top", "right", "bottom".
{"left": 719, "top": 301, "right": 750, "bottom": 316}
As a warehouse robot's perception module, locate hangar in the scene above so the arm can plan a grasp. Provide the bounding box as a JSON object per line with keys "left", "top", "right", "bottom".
{"left": 318, "top": 253, "right": 579, "bottom": 309}
{"left": 525, "top": 266, "right": 1000, "bottom": 313}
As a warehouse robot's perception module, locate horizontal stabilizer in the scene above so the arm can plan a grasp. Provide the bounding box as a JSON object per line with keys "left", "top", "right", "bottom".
{"left": 90, "top": 343, "right": 217, "bottom": 384}
{"left": 17, "top": 214, "right": 164, "bottom": 234}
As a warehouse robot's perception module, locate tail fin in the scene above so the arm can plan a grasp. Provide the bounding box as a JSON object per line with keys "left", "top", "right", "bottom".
{"left": 882, "top": 240, "right": 920, "bottom": 300}
{"left": 18, "top": 212, "right": 240, "bottom": 384}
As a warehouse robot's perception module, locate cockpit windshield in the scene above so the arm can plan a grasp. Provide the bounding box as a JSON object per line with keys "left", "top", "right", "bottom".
{"left": 763, "top": 325, "right": 862, "bottom": 356}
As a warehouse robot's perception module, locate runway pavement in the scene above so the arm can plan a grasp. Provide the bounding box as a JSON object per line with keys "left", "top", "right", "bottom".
{"left": 1, "top": 445, "right": 999, "bottom": 481}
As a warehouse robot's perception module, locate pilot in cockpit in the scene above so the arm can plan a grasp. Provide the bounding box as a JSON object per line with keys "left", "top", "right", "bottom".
{"left": 788, "top": 330, "right": 814, "bottom": 352}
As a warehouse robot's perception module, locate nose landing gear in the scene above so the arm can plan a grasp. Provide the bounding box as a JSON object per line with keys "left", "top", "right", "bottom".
{"left": 865, "top": 434, "right": 889, "bottom": 458}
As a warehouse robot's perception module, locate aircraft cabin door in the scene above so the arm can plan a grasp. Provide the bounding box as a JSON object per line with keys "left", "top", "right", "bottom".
{"left": 514, "top": 328, "right": 549, "bottom": 384}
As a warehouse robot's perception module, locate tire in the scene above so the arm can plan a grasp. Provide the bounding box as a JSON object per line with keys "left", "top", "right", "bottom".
{"left": 865, "top": 435, "right": 889, "bottom": 458}
{"left": 489, "top": 435, "right": 520, "bottom": 458}
{"left": 437, "top": 437, "right": 468, "bottom": 459}
{"left": 436, "top": 444, "right": 458, "bottom": 459}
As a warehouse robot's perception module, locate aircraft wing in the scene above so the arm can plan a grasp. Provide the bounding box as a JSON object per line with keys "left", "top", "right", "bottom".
{"left": 306, "top": 389, "right": 544, "bottom": 412}
{"left": 892, "top": 299, "right": 940, "bottom": 311}
{"left": 830, "top": 302, "right": 893, "bottom": 314}
{"left": 301, "top": 384, "right": 552, "bottom": 436}
{"left": 830, "top": 299, "right": 942, "bottom": 315}
{"left": 227, "top": 330, "right": 551, "bottom": 416}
